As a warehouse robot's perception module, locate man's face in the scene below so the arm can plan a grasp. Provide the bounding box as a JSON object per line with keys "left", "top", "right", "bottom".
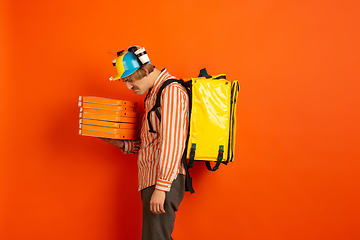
{"left": 122, "top": 77, "right": 151, "bottom": 96}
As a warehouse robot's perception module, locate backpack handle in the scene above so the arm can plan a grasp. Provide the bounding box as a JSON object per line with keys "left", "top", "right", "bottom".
{"left": 198, "top": 68, "right": 212, "bottom": 78}
{"left": 198, "top": 68, "right": 226, "bottom": 80}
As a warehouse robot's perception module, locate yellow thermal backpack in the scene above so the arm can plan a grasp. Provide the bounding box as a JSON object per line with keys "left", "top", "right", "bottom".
{"left": 147, "top": 69, "right": 240, "bottom": 193}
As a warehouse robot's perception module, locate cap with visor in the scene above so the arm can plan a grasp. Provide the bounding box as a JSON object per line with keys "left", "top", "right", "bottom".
{"left": 109, "top": 46, "right": 151, "bottom": 81}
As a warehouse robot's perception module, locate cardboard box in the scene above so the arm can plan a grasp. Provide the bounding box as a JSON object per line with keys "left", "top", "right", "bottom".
{"left": 79, "top": 101, "right": 136, "bottom": 111}
{"left": 79, "top": 119, "right": 137, "bottom": 129}
{"left": 79, "top": 123, "right": 138, "bottom": 134}
{"left": 79, "top": 96, "right": 137, "bottom": 107}
{"left": 78, "top": 96, "right": 140, "bottom": 140}
{"left": 79, "top": 129, "right": 138, "bottom": 140}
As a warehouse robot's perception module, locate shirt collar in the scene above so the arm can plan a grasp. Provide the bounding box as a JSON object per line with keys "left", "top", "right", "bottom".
{"left": 144, "top": 68, "right": 167, "bottom": 102}
{"left": 153, "top": 68, "right": 168, "bottom": 90}
{"left": 149, "top": 68, "right": 168, "bottom": 95}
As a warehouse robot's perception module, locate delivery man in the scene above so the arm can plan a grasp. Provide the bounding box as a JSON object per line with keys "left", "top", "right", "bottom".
{"left": 102, "top": 45, "right": 189, "bottom": 240}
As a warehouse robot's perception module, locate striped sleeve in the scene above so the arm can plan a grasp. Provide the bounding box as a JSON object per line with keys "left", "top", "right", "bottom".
{"left": 122, "top": 140, "right": 141, "bottom": 154}
{"left": 155, "top": 84, "right": 189, "bottom": 192}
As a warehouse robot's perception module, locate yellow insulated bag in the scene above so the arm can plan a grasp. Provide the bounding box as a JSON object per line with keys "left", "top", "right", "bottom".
{"left": 147, "top": 69, "right": 240, "bottom": 193}
{"left": 185, "top": 69, "right": 239, "bottom": 170}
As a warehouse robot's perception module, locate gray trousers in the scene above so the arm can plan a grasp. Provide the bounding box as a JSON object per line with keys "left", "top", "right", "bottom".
{"left": 141, "top": 174, "right": 185, "bottom": 240}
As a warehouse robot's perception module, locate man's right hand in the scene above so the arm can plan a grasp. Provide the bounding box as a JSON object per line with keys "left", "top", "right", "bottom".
{"left": 100, "top": 138, "right": 124, "bottom": 148}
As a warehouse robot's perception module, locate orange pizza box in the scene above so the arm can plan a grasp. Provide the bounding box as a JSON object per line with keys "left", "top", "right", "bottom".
{"left": 79, "top": 129, "right": 138, "bottom": 140}
{"left": 79, "top": 118, "right": 121, "bottom": 128}
{"left": 79, "top": 112, "right": 139, "bottom": 123}
{"left": 79, "top": 96, "right": 137, "bottom": 107}
{"left": 78, "top": 101, "right": 136, "bottom": 112}
{"left": 79, "top": 107, "right": 136, "bottom": 116}
{"left": 79, "top": 124, "right": 138, "bottom": 134}
{"left": 79, "top": 119, "right": 138, "bottom": 129}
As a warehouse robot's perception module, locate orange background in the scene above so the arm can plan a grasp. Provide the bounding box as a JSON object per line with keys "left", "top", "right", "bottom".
{"left": 1, "top": 0, "right": 359, "bottom": 239}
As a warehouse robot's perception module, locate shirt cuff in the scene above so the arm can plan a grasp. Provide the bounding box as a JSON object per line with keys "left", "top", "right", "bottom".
{"left": 155, "top": 179, "right": 172, "bottom": 192}
{"left": 122, "top": 140, "right": 133, "bottom": 153}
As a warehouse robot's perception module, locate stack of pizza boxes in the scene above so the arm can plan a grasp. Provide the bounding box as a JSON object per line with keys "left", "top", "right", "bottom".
{"left": 78, "top": 96, "right": 139, "bottom": 140}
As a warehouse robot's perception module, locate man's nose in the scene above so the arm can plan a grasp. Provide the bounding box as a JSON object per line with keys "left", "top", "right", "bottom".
{"left": 125, "top": 81, "right": 133, "bottom": 90}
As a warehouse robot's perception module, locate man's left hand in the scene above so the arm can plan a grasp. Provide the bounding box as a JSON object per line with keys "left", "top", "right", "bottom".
{"left": 150, "top": 189, "right": 166, "bottom": 214}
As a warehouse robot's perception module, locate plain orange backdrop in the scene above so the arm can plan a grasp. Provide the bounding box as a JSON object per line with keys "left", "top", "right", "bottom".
{"left": 1, "top": 0, "right": 359, "bottom": 240}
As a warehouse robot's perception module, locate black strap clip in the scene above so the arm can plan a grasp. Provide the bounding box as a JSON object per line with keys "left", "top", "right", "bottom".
{"left": 205, "top": 145, "right": 224, "bottom": 171}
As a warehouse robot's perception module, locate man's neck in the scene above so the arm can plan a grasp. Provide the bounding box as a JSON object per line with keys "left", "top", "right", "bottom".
{"left": 148, "top": 68, "right": 162, "bottom": 88}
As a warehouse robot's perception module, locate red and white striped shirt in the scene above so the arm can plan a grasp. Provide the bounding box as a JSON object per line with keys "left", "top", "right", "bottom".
{"left": 123, "top": 69, "right": 188, "bottom": 192}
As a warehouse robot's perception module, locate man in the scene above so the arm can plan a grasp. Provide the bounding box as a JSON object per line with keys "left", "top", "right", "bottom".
{"left": 103, "top": 45, "right": 189, "bottom": 240}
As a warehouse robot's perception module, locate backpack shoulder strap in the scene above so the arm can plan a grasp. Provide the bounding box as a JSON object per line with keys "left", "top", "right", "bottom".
{"left": 146, "top": 78, "right": 195, "bottom": 194}
{"left": 147, "top": 79, "right": 188, "bottom": 133}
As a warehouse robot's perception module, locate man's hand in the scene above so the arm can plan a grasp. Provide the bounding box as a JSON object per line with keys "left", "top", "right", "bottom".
{"left": 150, "top": 189, "right": 166, "bottom": 214}
{"left": 100, "top": 138, "right": 124, "bottom": 148}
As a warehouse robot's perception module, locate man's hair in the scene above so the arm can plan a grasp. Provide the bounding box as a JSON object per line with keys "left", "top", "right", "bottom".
{"left": 122, "top": 64, "right": 155, "bottom": 82}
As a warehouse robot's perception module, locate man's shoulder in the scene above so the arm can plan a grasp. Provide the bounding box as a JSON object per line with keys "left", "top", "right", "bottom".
{"left": 160, "top": 79, "right": 188, "bottom": 96}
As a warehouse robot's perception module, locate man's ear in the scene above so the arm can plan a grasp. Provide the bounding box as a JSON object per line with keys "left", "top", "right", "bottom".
{"left": 144, "top": 68, "right": 149, "bottom": 77}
